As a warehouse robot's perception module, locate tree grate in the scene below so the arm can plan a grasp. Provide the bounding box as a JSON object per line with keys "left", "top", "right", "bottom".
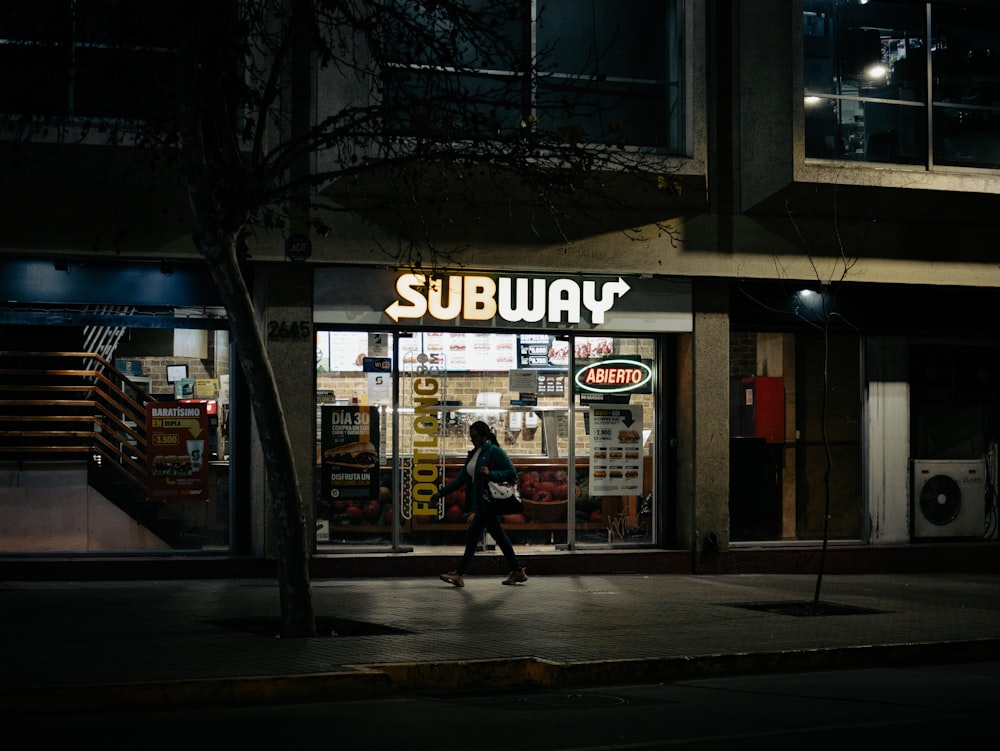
{"left": 728, "top": 601, "right": 886, "bottom": 617}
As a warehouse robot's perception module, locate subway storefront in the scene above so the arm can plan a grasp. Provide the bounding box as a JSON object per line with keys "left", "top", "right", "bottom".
{"left": 312, "top": 267, "right": 691, "bottom": 553}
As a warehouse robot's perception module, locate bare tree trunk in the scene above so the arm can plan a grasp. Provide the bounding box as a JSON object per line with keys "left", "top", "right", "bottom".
{"left": 813, "top": 309, "right": 832, "bottom": 605}
{"left": 176, "top": 23, "right": 316, "bottom": 636}
{"left": 200, "top": 236, "right": 316, "bottom": 637}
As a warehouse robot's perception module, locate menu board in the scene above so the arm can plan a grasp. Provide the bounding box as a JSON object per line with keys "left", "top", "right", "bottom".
{"left": 319, "top": 331, "right": 605, "bottom": 372}
{"left": 400, "top": 332, "right": 517, "bottom": 371}
{"left": 574, "top": 336, "right": 614, "bottom": 360}
{"left": 589, "top": 405, "right": 644, "bottom": 496}
{"left": 317, "top": 331, "right": 369, "bottom": 372}
{"left": 517, "top": 334, "right": 569, "bottom": 368}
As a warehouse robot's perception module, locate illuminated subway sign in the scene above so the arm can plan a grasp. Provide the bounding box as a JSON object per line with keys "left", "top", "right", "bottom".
{"left": 385, "top": 273, "right": 631, "bottom": 325}
{"left": 575, "top": 359, "right": 653, "bottom": 394}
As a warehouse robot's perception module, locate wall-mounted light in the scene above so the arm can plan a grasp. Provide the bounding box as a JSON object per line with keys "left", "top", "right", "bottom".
{"left": 53, "top": 259, "right": 69, "bottom": 272}
{"left": 160, "top": 261, "right": 174, "bottom": 276}
{"left": 793, "top": 288, "right": 828, "bottom": 320}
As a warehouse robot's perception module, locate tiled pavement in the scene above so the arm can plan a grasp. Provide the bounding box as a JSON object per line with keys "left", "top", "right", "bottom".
{"left": 1, "top": 571, "right": 998, "bottom": 714}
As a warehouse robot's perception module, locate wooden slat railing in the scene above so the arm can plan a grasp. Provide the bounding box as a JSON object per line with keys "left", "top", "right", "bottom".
{"left": 0, "top": 352, "right": 155, "bottom": 487}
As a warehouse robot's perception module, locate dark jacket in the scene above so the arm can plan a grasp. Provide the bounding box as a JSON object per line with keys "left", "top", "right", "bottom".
{"left": 438, "top": 440, "right": 518, "bottom": 512}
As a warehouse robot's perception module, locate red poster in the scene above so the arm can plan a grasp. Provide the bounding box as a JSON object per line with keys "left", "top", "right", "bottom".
{"left": 146, "top": 402, "right": 209, "bottom": 500}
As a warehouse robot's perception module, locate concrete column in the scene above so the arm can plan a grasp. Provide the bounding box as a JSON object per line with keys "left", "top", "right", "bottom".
{"left": 674, "top": 332, "right": 695, "bottom": 550}
{"left": 691, "top": 280, "right": 731, "bottom": 564}
{"left": 250, "top": 262, "right": 316, "bottom": 558}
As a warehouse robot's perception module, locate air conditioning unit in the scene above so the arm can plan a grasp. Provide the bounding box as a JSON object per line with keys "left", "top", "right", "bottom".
{"left": 912, "top": 460, "right": 986, "bottom": 539}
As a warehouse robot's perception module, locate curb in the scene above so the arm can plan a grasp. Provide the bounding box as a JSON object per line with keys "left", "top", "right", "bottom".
{"left": 5, "top": 638, "right": 998, "bottom": 715}
{"left": 364, "top": 638, "right": 1000, "bottom": 691}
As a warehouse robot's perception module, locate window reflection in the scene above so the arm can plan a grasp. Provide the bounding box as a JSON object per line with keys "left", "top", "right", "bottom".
{"left": 803, "top": 1, "right": 1000, "bottom": 170}
{"left": 385, "top": 0, "right": 683, "bottom": 151}
{"left": 932, "top": 5, "right": 1000, "bottom": 168}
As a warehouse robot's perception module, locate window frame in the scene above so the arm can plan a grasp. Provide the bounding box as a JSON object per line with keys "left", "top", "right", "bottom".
{"left": 802, "top": 0, "right": 1000, "bottom": 172}
{"left": 383, "top": 0, "right": 685, "bottom": 154}
{"left": 0, "top": 0, "right": 177, "bottom": 124}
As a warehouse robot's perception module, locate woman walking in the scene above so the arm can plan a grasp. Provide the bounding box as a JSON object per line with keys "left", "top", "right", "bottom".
{"left": 431, "top": 420, "right": 528, "bottom": 587}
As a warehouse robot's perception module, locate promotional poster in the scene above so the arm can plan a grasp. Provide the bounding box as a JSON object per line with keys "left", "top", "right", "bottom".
{"left": 146, "top": 402, "right": 209, "bottom": 501}
{"left": 321, "top": 404, "right": 380, "bottom": 504}
{"left": 589, "top": 405, "right": 644, "bottom": 496}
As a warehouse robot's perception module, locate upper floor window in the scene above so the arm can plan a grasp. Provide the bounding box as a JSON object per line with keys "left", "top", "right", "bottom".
{"left": 384, "top": 0, "right": 684, "bottom": 153}
{"left": 804, "top": 0, "right": 1000, "bottom": 170}
{"left": 0, "top": 0, "right": 176, "bottom": 123}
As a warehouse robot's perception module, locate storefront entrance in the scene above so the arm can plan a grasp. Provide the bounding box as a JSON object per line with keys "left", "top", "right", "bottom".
{"left": 316, "top": 330, "right": 658, "bottom": 552}
{"left": 313, "top": 267, "right": 692, "bottom": 554}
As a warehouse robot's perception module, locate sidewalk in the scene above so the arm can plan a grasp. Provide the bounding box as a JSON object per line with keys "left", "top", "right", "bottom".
{"left": 2, "top": 571, "right": 999, "bottom": 714}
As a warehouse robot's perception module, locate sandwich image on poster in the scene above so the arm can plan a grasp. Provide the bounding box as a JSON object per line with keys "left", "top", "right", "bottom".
{"left": 145, "top": 402, "right": 210, "bottom": 501}
{"left": 323, "top": 440, "right": 378, "bottom": 469}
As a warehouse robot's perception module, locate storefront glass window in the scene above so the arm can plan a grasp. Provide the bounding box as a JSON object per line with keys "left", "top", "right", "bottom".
{"left": 316, "top": 330, "right": 658, "bottom": 551}
{"left": 0, "top": 316, "right": 234, "bottom": 554}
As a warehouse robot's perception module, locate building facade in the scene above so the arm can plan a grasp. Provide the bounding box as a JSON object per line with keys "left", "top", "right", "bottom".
{"left": 1, "top": 1, "right": 997, "bottom": 574}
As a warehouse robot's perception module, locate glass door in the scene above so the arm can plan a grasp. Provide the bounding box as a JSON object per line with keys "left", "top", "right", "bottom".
{"left": 570, "top": 335, "right": 657, "bottom": 548}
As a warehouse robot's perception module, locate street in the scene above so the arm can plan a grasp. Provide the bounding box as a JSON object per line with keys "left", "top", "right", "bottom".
{"left": 12, "top": 660, "right": 999, "bottom": 749}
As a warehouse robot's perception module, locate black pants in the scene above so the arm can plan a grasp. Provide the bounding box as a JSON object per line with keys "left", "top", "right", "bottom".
{"left": 457, "top": 503, "right": 522, "bottom": 575}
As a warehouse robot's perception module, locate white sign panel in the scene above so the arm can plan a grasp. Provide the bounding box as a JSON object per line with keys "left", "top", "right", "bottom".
{"left": 589, "top": 405, "right": 644, "bottom": 496}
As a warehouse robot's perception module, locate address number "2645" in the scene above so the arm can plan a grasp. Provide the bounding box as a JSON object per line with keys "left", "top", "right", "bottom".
{"left": 267, "top": 320, "right": 312, "bottom": 341}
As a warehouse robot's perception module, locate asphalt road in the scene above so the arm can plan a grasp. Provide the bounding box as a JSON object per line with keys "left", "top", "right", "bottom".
{"left": 13, "top": 660, "right": 999, "bottom": 749}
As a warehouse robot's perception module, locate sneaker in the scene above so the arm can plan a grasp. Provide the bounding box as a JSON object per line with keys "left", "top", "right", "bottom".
{"left": 439, "top": 571, "right": 465, "bottom": 587}
{"left": 502, "top": 568, "right": 528, "bottom": 585}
